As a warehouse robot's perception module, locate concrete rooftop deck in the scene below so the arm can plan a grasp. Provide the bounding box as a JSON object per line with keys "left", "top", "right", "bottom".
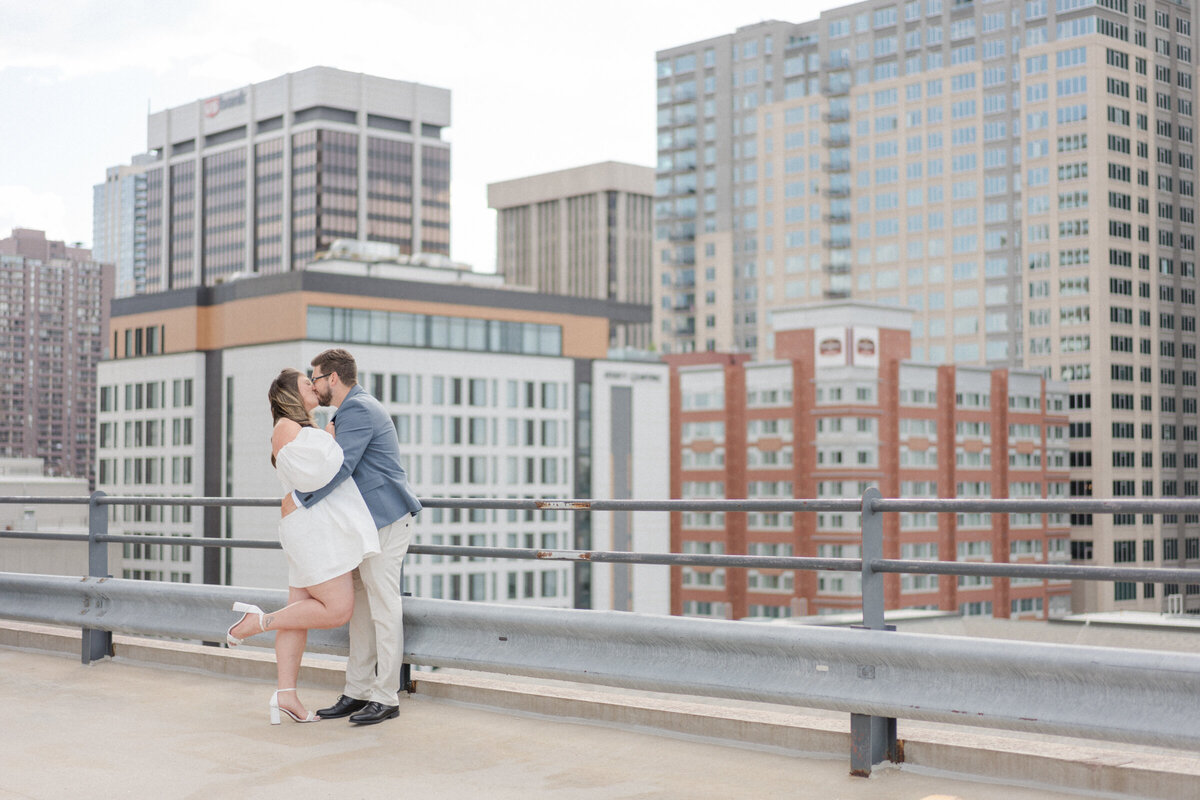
{"left": 2, "top": 621, "right": 1198, "bottom": 800}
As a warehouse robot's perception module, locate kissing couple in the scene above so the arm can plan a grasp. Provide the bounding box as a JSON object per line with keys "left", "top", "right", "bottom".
{"left": 226, "top": 348, "right": 421, "bottom": 725}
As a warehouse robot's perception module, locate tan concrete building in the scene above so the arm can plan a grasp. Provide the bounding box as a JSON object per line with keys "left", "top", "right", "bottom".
{"left": 100, "top": 66, "right": 452, "bottom": 293}
{"left": 488, "top": 162, "right": 655, "bottom": 349}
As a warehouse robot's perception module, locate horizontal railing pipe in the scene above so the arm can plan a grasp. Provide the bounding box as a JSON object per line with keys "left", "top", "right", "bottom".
{"left": 7, "top": 522, "right": 1200, "bottom": 583}
{"left": 870, "top": 558, "right": 1200, "bottom": 584}
{"left": 870, "top": 497, "right": 1200, "bottom": 514}
{"left": 7, "top": 493, "right": 1200, "bottom": 514}
{"left": 405, "top": 545, "right": 865, "bottom": 571}
{"left": 420, "top": 497, "right": 864, "bottom": 512}
{"left": 94, "top": 496, "right": 280, "bottom": 508}
{"left": 97, "top": 535, "right": 281, "bottom": 549}
{"left": 0, "top": 530, "right": 89, "bottom": 543}
{"left": 0, "top": 496, "right": 92, "bottom": 505}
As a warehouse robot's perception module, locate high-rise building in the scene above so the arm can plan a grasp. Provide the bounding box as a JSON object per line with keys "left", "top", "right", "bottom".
{"left": 488, "top": 161, "right": 656, "bottom": 349}
{"left": 97, "top": 245, "right": 668, "bottom": 612}
{"left": 669, "top": 302, "right": 1074, "bottom": 620}
{"left": 93, "top": 155, "right": 155, "bottom": 298}
{"left": 0, "top": 229, "right": 113, "bottom": 484}
{"left": 99, "top": 66, "right": 451, "bottom": 294}
{"left": 655, "top": 6, "right": 1200, "bottom": 613}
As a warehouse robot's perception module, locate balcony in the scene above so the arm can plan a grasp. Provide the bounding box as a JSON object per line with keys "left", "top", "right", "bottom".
{"left": 825, "top": 185, "right": 851, "bottom": 199}
{"left": 823, "top": 134, "right": 851, "bottom": 148}
{"left": 825, "top": 287, "right": 852, "bottom": 298}
{"left": 822, "top": 82, "right": 851, "bottom": 97}
{"left": 824, "top": 262, "right": 852, "bottom": 274}
{"left": 823, "top": 211, "right": 851, "bottom": 224}
{"left": 823, "top": 108, "right": 851, "bottom": 123}
{"left": 823, "top": 160, "right": 851, "bottom": 174}
{"left": 824, "top": 237, "right": 852, "bottom": 249}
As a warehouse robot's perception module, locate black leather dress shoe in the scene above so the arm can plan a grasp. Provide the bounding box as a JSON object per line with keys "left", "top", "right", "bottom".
{"left": 316, "top": 695, "right": 368, "bottom": 719}
{"left": 349, "top": 701, "right": 400, "bottom": 725}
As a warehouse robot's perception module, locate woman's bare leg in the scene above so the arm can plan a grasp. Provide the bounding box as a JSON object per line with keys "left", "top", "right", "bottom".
{"left": 229, "top": 572, "right": 354, "bottom": 641}
{"left": 230, "top": 572, "right": 355, "bottom": 720}
{"left": 274, "top": 586, "right": 311, "bottom": 719}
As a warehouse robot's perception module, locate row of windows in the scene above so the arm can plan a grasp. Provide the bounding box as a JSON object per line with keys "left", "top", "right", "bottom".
{"left": 306, "top": 306, "right": 562, "bottom": 358}
{"left": 390, "top": 415, "right": 570, "bottom": 449}
{"left": 115, "top": 325, "right": 165, "bottom": 359}
{"left": 409, "top": 569, "right": 570, "bottom": 602}
{"left": 364, "top": 374, "right": 568, "bottom": 411}
{"left": 99, "top": 379, "right": 193, "bottom": 413}
{"left": 97, "top": 418, "right": 193, "bottom": 449}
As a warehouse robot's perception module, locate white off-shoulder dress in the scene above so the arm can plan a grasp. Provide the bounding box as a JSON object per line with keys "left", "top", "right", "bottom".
{"left": 274, "top": 426, "right": 381, "bottom": 588}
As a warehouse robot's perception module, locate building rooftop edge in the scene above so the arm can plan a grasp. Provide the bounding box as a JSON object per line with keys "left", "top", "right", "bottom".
{"left": 148, "top": 65, "right": 452, "bottom": 118}
{"left": 487, "top": 161, "right": 655, "bottom": 208}
{"left": 109, "top": 267, "right": 652, "bottom": 325}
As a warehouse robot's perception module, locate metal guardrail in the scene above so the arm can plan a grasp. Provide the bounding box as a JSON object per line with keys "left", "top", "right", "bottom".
{"left": 2, "top": 571, "right": 1198, "bottom": 754}
{"left": 3, "top": 489, "right": 1200, "bottom": 777}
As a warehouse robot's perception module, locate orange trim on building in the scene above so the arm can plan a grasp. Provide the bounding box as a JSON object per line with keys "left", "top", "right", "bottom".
{"left": 110, "top": 290, "right": 613, "bottom": 359}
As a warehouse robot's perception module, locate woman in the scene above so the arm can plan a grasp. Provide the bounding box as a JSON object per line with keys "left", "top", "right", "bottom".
{"left": 226, "top": 368, "right": 381, "bottom": 724}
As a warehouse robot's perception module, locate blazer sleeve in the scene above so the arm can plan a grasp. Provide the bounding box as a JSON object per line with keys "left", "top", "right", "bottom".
{"left": 295, "top": 398, "right": 373, "bottom": 508}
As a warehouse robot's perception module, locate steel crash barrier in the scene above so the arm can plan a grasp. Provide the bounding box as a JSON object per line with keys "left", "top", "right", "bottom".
{"left": 2, "top": 490, "right": 1200, "bottom": 777}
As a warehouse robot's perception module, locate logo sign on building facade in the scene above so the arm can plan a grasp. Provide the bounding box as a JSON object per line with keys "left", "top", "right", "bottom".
{"left": 815, "top": 325, "right": 880, "bottom": 368}
{"left": 815, "top": 326, "right": 847, "bottom": 367}
{"left": 853, "top": 326, "right": 879, "bottom": 368}
{"left": 204, "top": 90, "right": 248, "bottom": 119}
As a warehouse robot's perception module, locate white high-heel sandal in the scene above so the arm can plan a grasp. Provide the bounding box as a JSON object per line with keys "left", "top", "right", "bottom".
{"left": 270, "top": 688, "right": 319, "bottom": 724}
{"left": 226, "top": 602, "right": 266, "bottom": 646}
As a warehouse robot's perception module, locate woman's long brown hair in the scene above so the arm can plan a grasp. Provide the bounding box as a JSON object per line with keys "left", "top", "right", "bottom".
{"left": 268, "top": 368, "right": 315, "bottom": 466}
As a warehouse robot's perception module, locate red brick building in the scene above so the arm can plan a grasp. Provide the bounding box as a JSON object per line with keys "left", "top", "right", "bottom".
{"left": 668, "top": 303, "right": 1071, "bottom": 621}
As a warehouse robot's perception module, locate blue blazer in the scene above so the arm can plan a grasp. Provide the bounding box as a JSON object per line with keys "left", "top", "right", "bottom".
{"left": 296, "top": 385, "right": 422, "bottom": 528}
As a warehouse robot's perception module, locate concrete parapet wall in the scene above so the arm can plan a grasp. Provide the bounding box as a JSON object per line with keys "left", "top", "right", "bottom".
{"left": 1, "top": 620, "right": 1197, "bottom": 799}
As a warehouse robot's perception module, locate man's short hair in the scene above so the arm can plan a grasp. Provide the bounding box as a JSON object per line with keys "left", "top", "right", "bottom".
{"left": 311, "top": 348, "right": 358, "bottom": 386}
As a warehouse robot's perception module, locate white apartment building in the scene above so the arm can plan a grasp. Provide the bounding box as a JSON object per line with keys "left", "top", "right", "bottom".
{"left": 95, "top": 252, "right": 667, "bottom": 612}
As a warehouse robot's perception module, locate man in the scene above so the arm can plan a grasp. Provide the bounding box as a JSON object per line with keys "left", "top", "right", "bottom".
{"left": 283, "top": 348, "right": 422, "bottom": 725}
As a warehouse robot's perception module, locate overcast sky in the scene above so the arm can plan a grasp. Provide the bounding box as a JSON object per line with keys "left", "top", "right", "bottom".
{"left": 1, "top": 0, "right": 837, "bottom": 272}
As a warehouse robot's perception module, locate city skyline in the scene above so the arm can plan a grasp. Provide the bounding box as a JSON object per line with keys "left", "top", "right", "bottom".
{"left": 1, "top": 0, "right": 838, "bottom": 274}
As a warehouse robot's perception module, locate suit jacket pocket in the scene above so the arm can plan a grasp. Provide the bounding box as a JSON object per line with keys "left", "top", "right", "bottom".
{"left": 356, "top": 472, "right": 387, "bottom": 492}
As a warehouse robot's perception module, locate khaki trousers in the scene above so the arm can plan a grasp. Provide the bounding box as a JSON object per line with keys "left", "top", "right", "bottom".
{"left": 344, "top": 513, "right": 412, "bottom": 705}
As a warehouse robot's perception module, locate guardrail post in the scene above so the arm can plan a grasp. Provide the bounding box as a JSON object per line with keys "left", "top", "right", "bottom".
{"left": 850, "top": 487, "right": 899, "bottom": 776}
{"left": 82, "top": 491, "right": 112, "bottom": 665}
{"left": 400, "top": 579, "right": 414, "bottom": 694}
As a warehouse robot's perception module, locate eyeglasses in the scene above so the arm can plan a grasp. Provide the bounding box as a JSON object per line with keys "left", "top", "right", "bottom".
{"left": 311, "top": 372, "right": 332, "bottom": 383}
